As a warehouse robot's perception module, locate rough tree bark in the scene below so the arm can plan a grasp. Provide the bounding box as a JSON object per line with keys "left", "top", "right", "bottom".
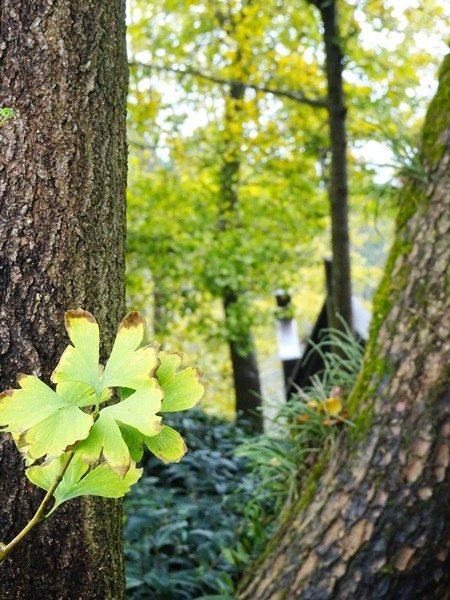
{"left": 239, "top": 54, "right": 450, "bottom": 599}
{"left": 219, "top": 81, "right": 263, "bottom": 433}
{"left": 0, "top": 1, "right": 128, "bottom": 598}
{"left": 308, "top": 0, "right": 353, "bottom": 331}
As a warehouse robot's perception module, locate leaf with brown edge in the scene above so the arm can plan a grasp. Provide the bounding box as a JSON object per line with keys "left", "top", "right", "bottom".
{"left": 51, "top": 309, "right": 101, "bottom": 392}
{"left": 52, "top": 310, "right": 159, "bottom": 396}
{"left": 143, "top": 425, "right": 187, "bottom": 463}
{"left": 102, "top": 312, "right": 160, "bottom": 390}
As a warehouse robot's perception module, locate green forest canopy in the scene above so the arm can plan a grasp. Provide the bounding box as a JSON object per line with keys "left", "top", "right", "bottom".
{"left": 125, "top": 0, "right": 449, "bottom": 415}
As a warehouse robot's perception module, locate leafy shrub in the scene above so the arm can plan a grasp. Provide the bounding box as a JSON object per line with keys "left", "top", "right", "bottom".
{"left": 124, "top": 410, "right": 256, "bottom": 599}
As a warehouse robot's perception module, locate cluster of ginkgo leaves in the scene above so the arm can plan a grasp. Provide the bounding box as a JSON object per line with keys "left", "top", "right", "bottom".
{"left": 0, "top": 310, "right": 205, "bottom": 514}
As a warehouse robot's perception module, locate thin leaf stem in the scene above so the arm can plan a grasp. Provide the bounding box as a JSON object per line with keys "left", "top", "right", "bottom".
{"left": 0, "top": 452, "right": 74, "bottom": 563}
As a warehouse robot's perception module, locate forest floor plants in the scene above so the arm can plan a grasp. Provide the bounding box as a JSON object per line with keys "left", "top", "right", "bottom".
{"left": 124, "top": 325, "right": 364, "bottom": 599}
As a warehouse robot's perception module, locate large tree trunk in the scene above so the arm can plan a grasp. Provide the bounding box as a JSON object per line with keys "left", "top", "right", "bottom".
{"left": 309, "top": 0, "right": 353, "bottom": 331}
{"left": 219, "top": 81, "right": 263, "bottom": 432}
{"left": 239, "top": 54, "right": 450, "bottom": 599}
{"left": 0, "top": 1, "right": 128, "bottom": 598}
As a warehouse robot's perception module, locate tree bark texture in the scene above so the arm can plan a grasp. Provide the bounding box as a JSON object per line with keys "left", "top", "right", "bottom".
{"left": 239, "top": 54, "right": 450, "bottom": 599}
{"left": 219, "top": 81, "right": 263, "bottom": 432}
{"left": 309, "top": 0, "right": 353, "bottom": 331}
{"left": 0, "top": 1, "right": 128, "bottom": 598}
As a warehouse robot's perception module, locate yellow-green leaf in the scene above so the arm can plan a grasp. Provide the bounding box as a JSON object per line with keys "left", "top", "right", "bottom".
{"left": 157, "top": 352, "right": 205, "bottom": 413}
{"left": 75, "top": 413, "right": 131, "bottom": 476}
{"left": 0, "top": 375, "right": 93, "bottom": 459}
{"left": 51, "top": 310, "right": 101, "bottom": 392}
{"left": 144, "top": 425, "right": 187, "bottom": 463}
{"left": 21, "top": 405, "right": 93, "bottom": 459}
{"left": 56, "top": 381, "right": 99, "bottom": 407}
{"left": 76, "top": 381, "right": 162, "bottom": 475}
{"left": 105, "top": 379, "right": 162, "bottom": 436}
{"left": 27, "top": 453, "right": 142, "bottom": 512}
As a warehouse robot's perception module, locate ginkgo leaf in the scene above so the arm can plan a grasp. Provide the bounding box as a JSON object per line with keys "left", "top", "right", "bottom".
{"left": 27, "top": 453, "right": 142, "bottom": 513}
{"left": 0, "top": 377, "right": 67, "bottom": 432}
{"left": 20, "top": 405, "right": 93, "bottom": 459}
{"left": 57, "top": 461, "right": 142, "bottom": 504}
{"left": 157, "top": 352, "right": 205, "bottom": 413}
{"left": 106, "top": 379, "right": 162, "bottom": 435}
{"left": 102, "top": 312, "right": 159, "bottom": 389}
{"left": 144, "top": 425, "right": 187, "bottom": 463}
{"left": 0, "top": 375, "right": 93, "bottom": 459}
{"left": 119, "top": 423, "right": 145, "bottom": 463}
{"left": 56, "top": 381, "right": 100, "bottom": 407}
{"left": 76, "top": 381, "right": 162, "bottom": 475}
{"left": 52, "top": 311, "right": 159, "bottom": 396}
{"left": 75, "top": 413, "right": 131, "bottom": 476}
{"left": 27, "top": 453, "right": 86, "bottom": 493}
{"left": 51, "top": 310, "right": 101, "bottom": 392}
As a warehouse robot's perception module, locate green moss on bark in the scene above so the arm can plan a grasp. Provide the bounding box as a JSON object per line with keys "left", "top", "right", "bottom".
{"left": 294, "top": 449, "right": 331, "bottom": 513}
{"left": 422, "top": 53, "right": 450, "bottom": 167}
{"left": 347, "top": 170, "right": 428, "bottom": 433}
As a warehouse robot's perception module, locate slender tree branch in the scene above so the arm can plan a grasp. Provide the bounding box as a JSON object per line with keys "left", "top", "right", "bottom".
{"left": 0, "top": 452, "right": 74, "bottom": 563}
{"left": 129, "top": 61, "right": 327, "bottom": 109}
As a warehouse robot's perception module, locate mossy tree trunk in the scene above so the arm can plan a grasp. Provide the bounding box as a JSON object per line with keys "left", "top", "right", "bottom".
{"left": 239, "top": 54, "right": 450, "bottom": 599}
{"left": 0, "top": 1, "right": 128, "bottom": 598}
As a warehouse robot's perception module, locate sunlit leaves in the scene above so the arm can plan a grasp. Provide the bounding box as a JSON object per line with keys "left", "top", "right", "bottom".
{"left": 126, "top": 0, "right": 447, "bottom": 350}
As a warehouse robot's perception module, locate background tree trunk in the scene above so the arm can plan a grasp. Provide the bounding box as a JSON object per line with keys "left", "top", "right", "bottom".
{"left": 0, "top": 1, "right": 128, "bottom": 598}
{"left": 223, "top": 292, "right": 263, "bottom": 433}
{"left": 239, "top": 54, "right": 450, "bottom": 599}
{"left": 308, "top": 0, "right": 353, "bottom": 331}
{"left": 219, "top": 81, "right": 263, "bottom": 432}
